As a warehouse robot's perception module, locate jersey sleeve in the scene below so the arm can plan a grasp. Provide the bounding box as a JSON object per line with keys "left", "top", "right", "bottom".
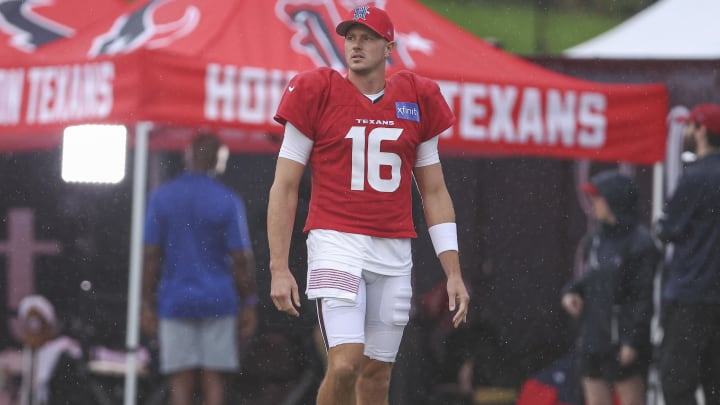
{"left": 273, "top": 68, "right": 330, "bottom": 141}
{"left": 278, "top": 122, "right": 313, "bottom": 165}
{"left": 415, "top": 135, "right": 440, "bottom": 167}
{"left": 416, "top": 75, "right": 455, "bottom": 141}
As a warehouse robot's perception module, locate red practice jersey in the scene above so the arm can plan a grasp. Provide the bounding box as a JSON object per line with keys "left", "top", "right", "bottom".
{"left": 274, "top": 67, "right": 454, "bottom": 238}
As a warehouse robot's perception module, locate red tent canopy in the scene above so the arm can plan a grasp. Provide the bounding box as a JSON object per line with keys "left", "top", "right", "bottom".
{"left": 0, "top": 0, "right": 668, "bottom": 163}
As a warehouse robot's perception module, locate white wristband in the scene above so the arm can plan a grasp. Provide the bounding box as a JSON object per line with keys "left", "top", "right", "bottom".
{"left": 428, "top": 222, "right": 458, "bottom": 256}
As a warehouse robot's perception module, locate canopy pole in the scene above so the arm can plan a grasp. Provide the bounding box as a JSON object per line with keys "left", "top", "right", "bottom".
{"left": 124, "top": 121, "right": 152, "bottom": 405}
{"left": 651, "top": 162, "right": 663, "bottom": 225}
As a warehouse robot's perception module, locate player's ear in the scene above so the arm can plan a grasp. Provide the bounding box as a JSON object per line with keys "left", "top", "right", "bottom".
{"left": 385, "top": 41, "right": 395, "bottom": 57}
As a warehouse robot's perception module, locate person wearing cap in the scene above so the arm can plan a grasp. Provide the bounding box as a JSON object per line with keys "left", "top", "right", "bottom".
{"left": 656, "top": 103, "right": 720, "bottom": 405}
{"left": 15, "top": 295, "right": 84, "bottom": 404}
{"left": 142, "top": 133, "right": 256, "bottom": 405}
{"left": 561, "top": 170, "right": 660, "bottom": 405}
{"left": 18, "top": 295, "right": 57, "bottom": 350}
{"left": 267, "top": 5, "right": 470, "bottom": 405}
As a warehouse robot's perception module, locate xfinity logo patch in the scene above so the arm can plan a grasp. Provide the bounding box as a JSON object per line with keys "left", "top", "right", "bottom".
{"left": 396, "top": 102, "right": 420, "bottom": 122}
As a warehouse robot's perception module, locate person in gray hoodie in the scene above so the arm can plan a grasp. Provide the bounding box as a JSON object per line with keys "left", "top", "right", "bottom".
{"left": 562, "top": 170, "right": 661, "bottom": 405}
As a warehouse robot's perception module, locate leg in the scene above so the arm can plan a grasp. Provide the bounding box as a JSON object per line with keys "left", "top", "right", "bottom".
{"left": 356, "top": 358, "right": 393, "bottom": 405}
{"left": 199, "top": 369, "right": 225, "bottom": 405}
{"left": 581, "top": 377, "right": 614, "bottom": 405}
{"left": 615, "top": 375, "right": 646, "bottom": 405}
{"left": 169, "top": 370, "right": 196, "bottom": 405}
{"left": 317, "top": 343, "right": 366, "bottom": 405}
{"left": 159, "top": 319, "right": 202, "bottom": 405}
{"left": 313, "top": 324, "right": 328, "bottom": 370}
{"left": 659, "top": 303, "right": 702, "bottom": 405}
{"left": 700, "top": 348, "right": 720, "bottom": 405}
{"left": 315, "top": 281, "right": 369, "bottom": 405}
{"left": 700, "top": 304, "right": 720, "bottom": 405}
{"left": 197, "top": 316, "right": 238, "bottom": 405}
{"left": 359, "top": 272, "right": 411, "bottom": 405}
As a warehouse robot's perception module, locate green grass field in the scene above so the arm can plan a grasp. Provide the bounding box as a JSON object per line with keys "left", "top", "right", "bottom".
{"left": 418, "top": 0, "right": 628, "bottom": 55}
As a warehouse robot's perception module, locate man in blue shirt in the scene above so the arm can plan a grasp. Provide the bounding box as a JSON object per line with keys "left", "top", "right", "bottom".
{"left": 657, "top": 103, "right": 720, "bottom": 405}
{"left": 141, "top": 133, "right": 256, "bottom": 405}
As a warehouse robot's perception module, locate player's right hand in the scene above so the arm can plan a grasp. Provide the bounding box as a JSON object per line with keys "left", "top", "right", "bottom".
{"left": 270, "top": 269, "right": 301, "bottom": 317}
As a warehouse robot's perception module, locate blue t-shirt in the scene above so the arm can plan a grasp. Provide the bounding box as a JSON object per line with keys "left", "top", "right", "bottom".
{"left": 144, "top": 173, "right": 252, "bottom": 318}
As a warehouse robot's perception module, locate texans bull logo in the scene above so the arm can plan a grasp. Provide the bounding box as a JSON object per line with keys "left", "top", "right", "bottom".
{"left": 0, "top": 0, "right": 199, "bottom": 56}
{"left": 0, "top": 0, "right": 73, "bottom": 52}
{"left": 275, "top": 0, "right": 433, "bottom": 70}
{"left": 89, "top": 0, "right": 199, "bottom": 56}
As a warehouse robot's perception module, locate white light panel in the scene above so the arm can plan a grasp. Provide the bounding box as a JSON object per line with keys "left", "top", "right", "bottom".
{"left": 62, "top": 125, "right": 127, "bottom": 184}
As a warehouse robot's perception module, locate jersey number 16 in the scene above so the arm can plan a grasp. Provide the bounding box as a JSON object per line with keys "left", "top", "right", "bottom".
{"left": 345, "top": 126, "right": 403, "bottom": 193}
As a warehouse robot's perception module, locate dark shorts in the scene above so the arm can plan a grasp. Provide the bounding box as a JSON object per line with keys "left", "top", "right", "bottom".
{"left": 577, "top": 350, "right": 649, "bottom": 382}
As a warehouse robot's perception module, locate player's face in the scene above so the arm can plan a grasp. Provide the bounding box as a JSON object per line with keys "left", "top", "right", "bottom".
{"left": 683, "top": 121, "right": 699, "bottom": 153}
{"left": 590, "top": 195, "right": 616, "bottom": 224}
{"left": 344, "top": 25, "right": 393, "bottom": 75}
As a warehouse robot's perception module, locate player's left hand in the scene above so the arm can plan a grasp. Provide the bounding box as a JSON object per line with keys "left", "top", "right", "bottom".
{"left": 446, "top": 275, "right": 470, "bottom": 328}
{"left": 618, "top": 344, "right": 637, "bottom": 366}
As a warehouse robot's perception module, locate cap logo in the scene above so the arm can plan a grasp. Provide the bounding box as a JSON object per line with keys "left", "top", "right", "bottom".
{"left": 353, "top": 6, "right": 370, "bottom": 21}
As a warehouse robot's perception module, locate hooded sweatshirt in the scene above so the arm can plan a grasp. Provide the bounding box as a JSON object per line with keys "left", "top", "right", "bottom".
{"left": 564, "top": 171, "right": 661, "bottom": 355}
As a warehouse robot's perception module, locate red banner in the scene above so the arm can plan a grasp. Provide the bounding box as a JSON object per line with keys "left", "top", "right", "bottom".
{"left": 0, "top": 0, "right": 668, "bottom": 163}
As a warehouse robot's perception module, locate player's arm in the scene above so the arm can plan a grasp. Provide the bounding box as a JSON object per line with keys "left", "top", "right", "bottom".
{"left": 227, "top": 197, "right": 257, "bottom": 301}
{"left": 142, "top": 244, "right": 162, "bottom": 304}
{"left": 230, "top": 249, "right": 258, "bottom": 337}
{"left": 141, "top": 244, "right": 162, "bottom": 335}
{"left": 231, "top": 249, "right": 256, "bottom": 302}
{"left": 413, "top": 141, "right": 469, "bottom": 328}
{"left": 267, "top": 123, "right": 312, "bottom": 317}
{"left": 655, "top": 174, "right": 700, "bottom": 243}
